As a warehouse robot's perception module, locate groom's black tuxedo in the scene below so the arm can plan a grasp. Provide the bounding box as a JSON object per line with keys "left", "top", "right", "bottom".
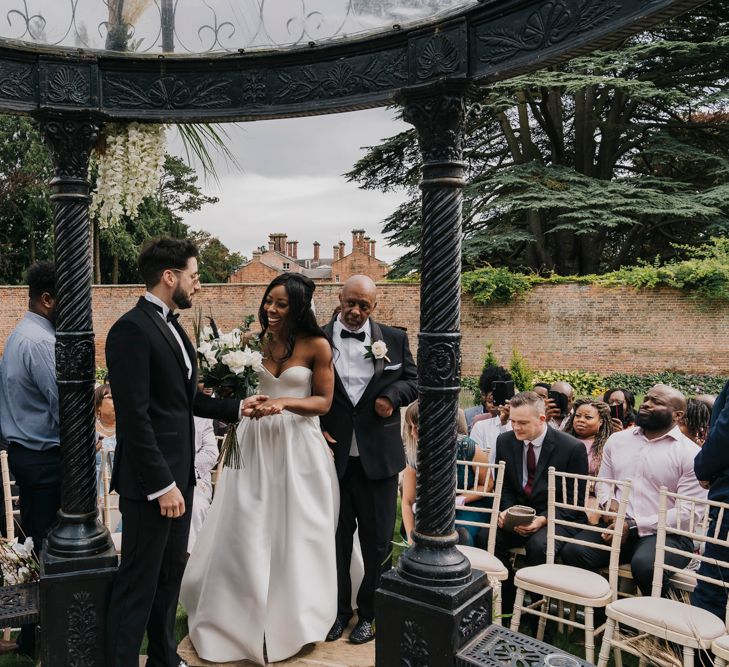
{"left": 105, "top": 296, "right": 239, "bottom": 667}
{"left": 322, "top": 318, "right": 417, "bottom": 624}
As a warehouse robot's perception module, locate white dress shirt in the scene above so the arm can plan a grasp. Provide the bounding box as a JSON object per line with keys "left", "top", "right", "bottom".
{"left": 333, "top": 315, "right": 374, "bottom": 456}
{"left": 521, "top": 424, "right": 548, "bottom": 489}
{"left": 597, "top": 425, "right": 707, "bottom": 537}
{"left": 471, "top": 416, "right": 512, "bottom": 462}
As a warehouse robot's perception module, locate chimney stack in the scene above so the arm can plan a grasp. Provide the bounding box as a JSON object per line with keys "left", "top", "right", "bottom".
{"left": 268, "top": 235, "right": 275, "bottom": 251}
{"left": 339, "top": 241, "right": 346, "bottom": 259}
{"left": 351, "top": 229, "right": 366, "bottom": 253}
{"left": 333, "top": 245, "right": 339, "bottom": 261}
{"left": 313, "top": 242, "right": 320, "bottom": 263}
{"left": 252, "top": 250, "right": 261, "bottom": 259}
{"left": 369, "top": 239, "right": 376, "bottom": 257}
{"left": 292, "top": 241, "right": 298, "bottom": 259}
{"left": 364, "top": 236, "right": 371, "bottom": 256}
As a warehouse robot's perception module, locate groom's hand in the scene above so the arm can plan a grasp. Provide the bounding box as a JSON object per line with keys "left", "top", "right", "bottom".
{"left": 241, "top": 394, "right": 270, "bottom": 418}
{"left": 374, "top": 397, "right": 394, "bottom": 418}
{"left": 158, "top": 486, "right": 185, "bottom": 518}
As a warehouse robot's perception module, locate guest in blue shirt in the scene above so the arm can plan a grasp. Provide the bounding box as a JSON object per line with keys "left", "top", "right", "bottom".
{"left": 0, "top": 261, "right": 59, "bottom": 656}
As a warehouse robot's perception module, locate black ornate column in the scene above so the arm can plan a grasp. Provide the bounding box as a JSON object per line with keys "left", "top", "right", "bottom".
{"left": 37, "top": 111, "right": 117, "bottom": 667}
{"left": 376, "top": 86, "right": 492, "bottom": 666}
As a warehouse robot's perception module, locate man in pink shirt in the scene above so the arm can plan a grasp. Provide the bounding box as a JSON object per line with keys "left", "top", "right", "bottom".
{"left": 561, "top": 384, "right": 706, "bottom": 596}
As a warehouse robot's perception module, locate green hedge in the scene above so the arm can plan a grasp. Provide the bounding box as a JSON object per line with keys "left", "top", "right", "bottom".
{"left": 462, "top": 238, "right": 729, "bottom": 305}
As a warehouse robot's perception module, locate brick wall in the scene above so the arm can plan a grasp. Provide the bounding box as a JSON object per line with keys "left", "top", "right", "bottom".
{"left": 2, "top": 283, "right": 728, "bottom": 375}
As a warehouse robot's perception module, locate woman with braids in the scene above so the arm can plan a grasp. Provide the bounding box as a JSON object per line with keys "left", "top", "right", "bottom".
{"left": 680, "top": 397, "right": 711, "bottom": 446}
{"left": 182, "top": 273, "right": 339, "bottom": 664}
{"left": 564, "top": 399, "right": 614, "bottom": 523}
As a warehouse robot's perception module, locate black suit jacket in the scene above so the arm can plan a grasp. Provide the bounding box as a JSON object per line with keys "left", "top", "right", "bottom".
{"left": 495, "top": 426, "right": 588, "bottom": 521}
{"left": 320, "top": 319, "right": 417, "bottom": 480}
{"left": 695, "top": 379, "right": 729, "bottom": 501}
{"left": 106, "top": 297, "right": 240, "bottom": 500}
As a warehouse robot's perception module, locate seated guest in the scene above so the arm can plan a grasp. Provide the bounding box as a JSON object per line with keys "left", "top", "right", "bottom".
{"left": 680, "top": 398, "right": 710, "bottom": 446}
{"left": 563, "top": 399, "right": 614, "bottom": 524}
{"left": 401, "top": 403, "right": 489, "bottom": 547}
{"left": 693, "top": 380, "right": 729, "bottom": 619}
{"left": 695, "top": 393, "right": 717, "bottom": 412}
{"left": 533, "top": 383, "right": 550, "bottom": 400}
{"left": 471, "top": 400, "right": 511, "bottom": 457}
{"left": 468, "top": 365, "right": 513, "bottom": 430}
{"left": 547, "top": 381, "right": 574, "bottom": 429}
{"left": 187, "top": 416, "right": 220, "bottom": 554}
{"left": 479, "top": 391, "right": 588, "bottom": 614}
{"left": 603, "top": 387, "right": 637, "bottom": 430}
{"left": 561, "top": 384, "right": 706, "bottom": 597}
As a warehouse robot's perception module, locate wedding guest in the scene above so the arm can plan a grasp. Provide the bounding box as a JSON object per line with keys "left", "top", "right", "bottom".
{"left": 471, "top": 400, "right": 511, "bottom": 456}
{"left": 401, "top": 403, "right": 489, "bottom": 547}
{"left": 562, "top": 385, "right": 706, "bottom": 597}
{"left": 695, "top": 393, "right": 717, "bottom": 412}
{"left": 603, "top": 387, "right": 637, "bottom": 430}
{"left": 483, "top": 391, "right": 588, "bottom": 614}
{"left": 548, "top": 380, "right": 574, "bottom": 429}
{"left": 680, "top": 398, "right": 710, "bottom": 446}
{"left": 533, "top": 383, "right": 550, "bottom": 400}
{"left": 468, "top": 365, "right": 513, "bottom": 430}
{"left": 693, "top": 379, "right": 729, "bottom": 619}
{"left": 94, "top": 384, "right": 117, "bottom": 497}
{"left": 0, "top": 261, "right": 58, "bottom": 657}
{"left": 187, "top": 416, "right": 219, "bottom": 553}
{"left": 563, "top": 399, "right": 614, "bottom": 524}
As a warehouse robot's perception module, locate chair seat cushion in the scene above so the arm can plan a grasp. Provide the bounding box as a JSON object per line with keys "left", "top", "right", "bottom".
{"left": 456, "top": 545, "right": 507, "bottom": 577}
{"left": 608, "top": 597, "right": 726, "bottom": 641}
{"left": 515, "top": 564, "right": 612, "bottom": 600}
{"left": 712, "top": 633, "right": 729, "bottom": 659}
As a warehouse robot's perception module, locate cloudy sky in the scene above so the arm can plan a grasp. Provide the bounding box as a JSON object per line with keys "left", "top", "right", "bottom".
{"left": 169, "top": 107, "right": 412, "bottom": 265}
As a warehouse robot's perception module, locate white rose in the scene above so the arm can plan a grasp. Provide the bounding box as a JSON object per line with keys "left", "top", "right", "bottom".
{"left": 197, "top": 341, "right": 213, "bottom": 356}
{"left": 221, "top": 350, "right": 249, "bottom": 376}
{"left": 23, "top": 537, "right": 33, "bottom": 553}
{"left": 201, "top": 326, "right": 214, "bottom": 341}
{"left": 17, "top": 567, "right": 29, "bottom": 582}
{"left": 247, "top": 349, "right": 265, "bottom": 372}
{"left": 218, "top": 332, "right": 236, "bottom": 348}
{"left": 371, "top": 341, "right": 388, "bottom": 359}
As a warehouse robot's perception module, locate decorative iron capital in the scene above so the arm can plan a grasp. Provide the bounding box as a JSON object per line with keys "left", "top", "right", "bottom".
{"left": 37, "top": 112, "right": 102, "bottom": 181}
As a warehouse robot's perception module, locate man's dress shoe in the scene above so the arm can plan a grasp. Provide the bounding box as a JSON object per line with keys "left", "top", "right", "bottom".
{"left": 349, "top": 619, "right": 375, "bottom": 644}
{"left": 326, "top": 617, "right": 348, "bottom": 642}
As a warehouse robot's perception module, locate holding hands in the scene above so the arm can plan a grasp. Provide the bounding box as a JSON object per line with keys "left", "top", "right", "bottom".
{"left": 241, "top": 394, "right": 283, "bottom": 420}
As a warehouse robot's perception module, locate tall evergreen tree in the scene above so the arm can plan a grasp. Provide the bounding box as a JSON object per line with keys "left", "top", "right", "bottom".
{"left": 346, "top": 1, "right": 729, "bottom": 277}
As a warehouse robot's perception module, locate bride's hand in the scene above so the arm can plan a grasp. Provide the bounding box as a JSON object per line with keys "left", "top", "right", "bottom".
{"left": 241, "top": 394, "right": 270, "bottom": 418}
{"left": 251, "top": 398, "right": 286, "bottom": 419}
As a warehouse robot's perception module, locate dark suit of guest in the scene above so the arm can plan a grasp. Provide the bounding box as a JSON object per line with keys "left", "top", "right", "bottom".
{"left": 321, "top": 318, "right": 417, "bottom": 624}
{"left": 693, "top": 380, "right": 729, "bottom": 619}
{"left": 105, "top": 296, "right": 240, "bottom": 667}
{"left": 483, "top": 426, "right": 588, "bottom": 613}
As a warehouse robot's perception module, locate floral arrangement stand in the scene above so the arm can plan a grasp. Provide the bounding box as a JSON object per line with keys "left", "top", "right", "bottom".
{"left": 456, "top": 625, "right": 591, "bottom": 667}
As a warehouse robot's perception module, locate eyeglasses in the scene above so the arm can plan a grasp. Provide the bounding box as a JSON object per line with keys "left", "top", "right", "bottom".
{"left": 171, "top": 268, "right": 201, "bottom": 284}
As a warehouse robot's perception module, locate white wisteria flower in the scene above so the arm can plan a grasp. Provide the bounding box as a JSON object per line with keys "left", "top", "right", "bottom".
{"left": 364, "top": 340, "right": 390, "bottom": 362}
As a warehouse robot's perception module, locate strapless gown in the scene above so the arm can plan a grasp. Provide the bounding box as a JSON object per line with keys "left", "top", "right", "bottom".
{"left": 180, "top": 366, "right": 339, "bottom": 664}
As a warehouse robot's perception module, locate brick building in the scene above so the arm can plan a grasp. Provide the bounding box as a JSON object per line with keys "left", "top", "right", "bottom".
{"left": 228, "top": 229, "right": 389, "bottom": 284}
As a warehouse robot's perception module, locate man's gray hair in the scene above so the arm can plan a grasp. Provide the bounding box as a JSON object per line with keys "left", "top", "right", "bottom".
{"left": 509, "top": 391, "right": 546, "bottom": 415}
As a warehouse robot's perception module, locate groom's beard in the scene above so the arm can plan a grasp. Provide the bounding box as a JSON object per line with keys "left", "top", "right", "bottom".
{"left": 172, "top": 284, "right": 193, "bottom": 310}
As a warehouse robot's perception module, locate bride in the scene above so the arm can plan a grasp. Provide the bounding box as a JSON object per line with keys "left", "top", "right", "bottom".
{"left": 181, "top": 273, "right": 338, "bottom": 664}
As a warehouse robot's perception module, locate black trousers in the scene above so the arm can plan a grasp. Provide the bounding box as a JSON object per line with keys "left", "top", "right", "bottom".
{"left": 106, "top": 486, "right": 193, "bottom": 667}
{"left": 335, "top": 457, "right": 398, "bottom": 622}
{"left": 561, "top": 529, "right": 693, "bottom": 596}
{"left": 8, "top": 443, "right": 61, "bottom": 657}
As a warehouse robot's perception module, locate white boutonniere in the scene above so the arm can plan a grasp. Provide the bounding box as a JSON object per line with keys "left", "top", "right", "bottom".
{"left": 364, "top": 340, "right": 390, "bottom": 362}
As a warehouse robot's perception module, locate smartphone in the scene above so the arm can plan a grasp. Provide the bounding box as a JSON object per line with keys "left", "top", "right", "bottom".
{"left": 548, "top": 390, "right": 568, "bottom": 414}
{"left": 492, "top": 380, "right": 515, "bottom": 406}
{"left": 610, "top": 403, "right": 624, "bottom": 422}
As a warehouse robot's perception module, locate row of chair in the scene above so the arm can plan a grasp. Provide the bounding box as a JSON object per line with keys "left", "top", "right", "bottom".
{"left": 452, "top": 457, "right": 729, "bottom": 665}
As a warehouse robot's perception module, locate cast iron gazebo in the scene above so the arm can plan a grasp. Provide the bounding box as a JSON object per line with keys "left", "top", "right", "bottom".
{"left": 0, "top": 1, "right": 707, "bottom": 664}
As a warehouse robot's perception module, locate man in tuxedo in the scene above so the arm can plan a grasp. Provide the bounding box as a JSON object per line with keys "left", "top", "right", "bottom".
{"left": 321, "top": 275, "right": 417, "bottom": 644}
{"left": 482, "top": 391, "right": 588, "bottom": 614}
{"left": 105, "top": 238, "right": 248, "bottom": 667}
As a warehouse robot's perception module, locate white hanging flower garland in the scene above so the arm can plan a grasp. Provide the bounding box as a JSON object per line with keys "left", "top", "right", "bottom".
{"left": 89, "top": 122, "right": 167, "bottom": 229}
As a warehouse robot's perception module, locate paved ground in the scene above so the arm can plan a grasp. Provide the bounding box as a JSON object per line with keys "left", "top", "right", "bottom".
{"left": 174, "top": 631, "right": 375, "bottom": 667}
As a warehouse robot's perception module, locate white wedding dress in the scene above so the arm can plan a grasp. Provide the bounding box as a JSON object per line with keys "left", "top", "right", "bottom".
{"left": 180, "top": 366, "right": 339, "bottom": 664}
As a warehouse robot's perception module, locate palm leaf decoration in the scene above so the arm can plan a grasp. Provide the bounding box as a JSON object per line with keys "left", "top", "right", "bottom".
{"left": 175, "top": 123, "right": 242, "bottom": 185}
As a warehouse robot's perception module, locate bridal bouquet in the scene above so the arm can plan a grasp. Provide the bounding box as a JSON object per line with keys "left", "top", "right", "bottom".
{"left": 195, "top": 315, "right": 265, "bottom": 468}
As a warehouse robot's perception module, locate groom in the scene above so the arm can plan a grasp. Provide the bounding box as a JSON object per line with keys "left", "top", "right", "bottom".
{"left": 322, "top": 275, "right": 417, "bottom": 644}
{"left": 105, "top": 237, "right": 249, "bottom": 667}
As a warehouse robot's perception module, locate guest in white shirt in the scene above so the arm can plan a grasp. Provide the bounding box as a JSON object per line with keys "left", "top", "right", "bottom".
{"left": 561, "top": 384, "right": 707, "bottom": 596}
{"left": 187, "top": 416, "right": 219, "bottom": 553}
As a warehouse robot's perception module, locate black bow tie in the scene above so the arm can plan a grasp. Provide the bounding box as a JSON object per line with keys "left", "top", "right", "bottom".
{"left": 150, "top": 301, "right": 179, "bottom": 323}
{"left": 340, "top": 329, "right": 365, "bottom": 342}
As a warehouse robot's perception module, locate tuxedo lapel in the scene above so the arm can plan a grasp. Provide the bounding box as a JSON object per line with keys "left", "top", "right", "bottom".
{"left": 511, "top": 436, "right": 524, "bottom": 490}
{"left": 356, "top": 319, "right": 385, "bottom": 407}
{"left": 137, "top": 298, "right": 190, "bottom": 391}
{"left": 324, "top": 319, "right": 353, "bottom": 405}
{"left": 169, "top": 315, "right": 198, "bottom": 398}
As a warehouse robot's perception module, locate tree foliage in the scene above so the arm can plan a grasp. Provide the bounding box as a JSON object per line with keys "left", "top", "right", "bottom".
{"left": 346, "top": 1, "right": 729, "bottom": 277}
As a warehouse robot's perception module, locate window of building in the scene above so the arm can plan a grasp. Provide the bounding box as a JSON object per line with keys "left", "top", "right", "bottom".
{"left": 283, "top": 262, "right": 290, "bottom": 269}
{"left": 335, "top": 274, "right": 340, "bottom": 282}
